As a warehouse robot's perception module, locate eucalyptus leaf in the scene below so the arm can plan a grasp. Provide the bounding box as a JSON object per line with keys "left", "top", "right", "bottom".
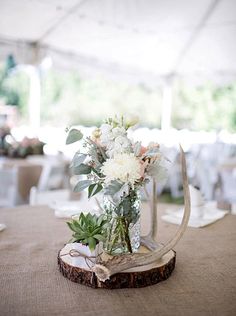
{"left": 89, "top": 147, "right": 102, "bottom": 167}
{"left": 113, "top": 183, "right": 129, "bottom": 203}
{"left": 104, "top": 180, "right": 124, "bottom": 196}
{"left": 73, "top": 163, "right": 91, "bottom": 175}
{"left": 66, "top": 128, "right": 83, "bottom": 144}
{"left": 74, "top": 180, "right": 92, "bottom": 192}
{"left": 71, "top": 152, "right": 87, "bottom": 168}
{"left": 88, "top": 183, "right": 103, "bottom": 198}
{"left": 122, "top": 198, "right": 132, "bottom": 217}
{"left": 91, "top": 166, "right": 103, "bottom": 177}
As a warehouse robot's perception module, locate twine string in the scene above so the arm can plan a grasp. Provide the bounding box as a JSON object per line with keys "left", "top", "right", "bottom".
{"left": 60, "top": 249, "right": 102, "bottom": 270}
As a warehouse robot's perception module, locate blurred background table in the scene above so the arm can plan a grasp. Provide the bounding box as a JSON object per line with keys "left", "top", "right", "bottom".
{"left": 1, "top": 158, "right": 42, "bottom": 201}
{"left": 0, "top": 155, "right": 70, "bottom": 206}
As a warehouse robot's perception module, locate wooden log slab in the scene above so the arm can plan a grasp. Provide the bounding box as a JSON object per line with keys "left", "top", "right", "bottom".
{"left": 58, "top": 244, "right": 176, "bottom": 289}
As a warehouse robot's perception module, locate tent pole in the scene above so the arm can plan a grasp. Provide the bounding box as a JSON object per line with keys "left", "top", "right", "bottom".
{"left": 161, "top": 76, "right": 173, "bottom": 131}
{"left": 28, "top": 65, "right": 41, "bottom": 130}
{"left": 26, "top": 42, "right": 42, "bottom": 130}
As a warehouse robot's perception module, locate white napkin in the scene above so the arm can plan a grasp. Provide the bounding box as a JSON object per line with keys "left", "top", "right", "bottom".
{"left": 0, "top": 223, "right": 6, "bottom": 232}
{"left": 53, "top": 198, "right": 101, "bottom": 219}
{"left": 162, "top": 185, "right": 228, "bottom": 228}
{"left": 231, "top": 204, "right": 236, "bottom": 215}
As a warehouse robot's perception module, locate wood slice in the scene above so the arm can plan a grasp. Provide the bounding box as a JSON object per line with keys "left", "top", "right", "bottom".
{"left": 58, "top": 244, "right": 176, "bottom": 289}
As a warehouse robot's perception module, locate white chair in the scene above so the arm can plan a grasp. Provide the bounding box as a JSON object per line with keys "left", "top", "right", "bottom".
{"left": 0, "top": 168, "right": 19, "bottom": 207}
{"left": 219, "top": 168, "right": 236, "bottom": 203}
{"left": 164, "top": 147, "right": 182, "bottom": 198}
{"left": 37, "top": 159, "right": 69, "bottom": 191}
{"left": 29, "top": 186, "right": 70, "bottom": 206}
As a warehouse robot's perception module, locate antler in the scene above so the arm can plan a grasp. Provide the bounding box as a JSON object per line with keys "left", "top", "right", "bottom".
{"left": 93, "top": 145, "right": 191, "bottom": 282}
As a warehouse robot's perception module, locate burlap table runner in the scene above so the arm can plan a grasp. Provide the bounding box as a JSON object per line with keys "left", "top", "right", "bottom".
{"left": 0, "top": 204, "right": 236, "bottom": 316}
{"left": 3, "top": 159, "right": 42, "bottom": 201}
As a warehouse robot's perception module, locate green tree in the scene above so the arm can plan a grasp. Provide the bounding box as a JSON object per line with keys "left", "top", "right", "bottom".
{"left": 172, "top": 82, "right": 236, "bottom": 132}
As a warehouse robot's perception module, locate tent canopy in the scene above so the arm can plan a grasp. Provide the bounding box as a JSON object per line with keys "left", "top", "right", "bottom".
{"left": 0, "top": 0, "right": 236, "bottom": 83}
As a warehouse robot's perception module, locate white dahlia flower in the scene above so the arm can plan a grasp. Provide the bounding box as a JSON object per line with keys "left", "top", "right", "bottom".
{"left": 101, "top": 153, "right": 142, "bottom": 185}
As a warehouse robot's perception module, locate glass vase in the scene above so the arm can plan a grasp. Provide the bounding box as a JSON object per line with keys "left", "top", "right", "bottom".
{"left": 103, "top": 190, "right": 141, "bottom": 255}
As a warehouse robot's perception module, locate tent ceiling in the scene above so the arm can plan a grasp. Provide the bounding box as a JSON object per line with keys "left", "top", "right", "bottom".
{"left": 0, "top": 0, "right": 236, "bottom": 82}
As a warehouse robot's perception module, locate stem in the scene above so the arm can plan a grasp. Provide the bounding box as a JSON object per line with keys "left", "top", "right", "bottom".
{"left": 151, "top": 179, "right": 158, "bottom": 240}
{"left": 89, "top": 138, "right": 107, "bottom": 161}
{"left": 121, "top": 217, "right": 132, "bottom": 253}
{"left": 109, "top": 233, "right": 119, "bottom": 254}
{"left": 107, "top": 218, "right": 116, "bottom": 254}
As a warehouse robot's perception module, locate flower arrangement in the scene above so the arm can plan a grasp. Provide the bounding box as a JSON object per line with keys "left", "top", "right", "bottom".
{"left": 67, "top": 115, "right": 167, "bottom": 254}
{"left": 8, "top": 137, "right": 44, "bottom": 158}
{"left": 0, "top": 126, "right": 44, "bottom": 158}
{"left": 0, "top": 125, "right": 11, "bottom": 156}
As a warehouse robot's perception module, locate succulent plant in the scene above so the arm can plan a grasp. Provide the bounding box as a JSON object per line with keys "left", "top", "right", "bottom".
{"left": 67, "top": 212, "right": 107, "bottom": 251}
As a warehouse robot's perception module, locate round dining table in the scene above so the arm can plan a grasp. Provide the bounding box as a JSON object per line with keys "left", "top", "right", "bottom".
{"left": 0, "top": 203, "right": 236, "bottom": 316}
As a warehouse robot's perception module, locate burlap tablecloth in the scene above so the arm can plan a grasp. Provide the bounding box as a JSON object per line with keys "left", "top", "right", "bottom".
{"left": 0, "top": 203, "right": 236, "bottom": 316}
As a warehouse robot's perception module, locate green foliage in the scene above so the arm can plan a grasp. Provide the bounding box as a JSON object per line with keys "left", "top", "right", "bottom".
{"left": 1, "top": 63, "right": 234, "bottom": 132}
{"left": 103, "top": 180, "right": 124, "bottom": 196}
{"left": 74, "top": 180, "right": 92, "bottom": 192}
{"left": 104, "top": 189, "right": 140, "bottom": 254}
{"left": 73, "top": 163, "right": 91, "bottom": 175}
{"left": 67, "top": 213, "right": 108, "bottom": 251}
{"left": 71, "top": 152, "right": 87, "bottom": 167}
{"left": 172, "top": 82, "right": 236, "bottom": 132}
{"left": 40, "top": 69, "right": 236, "bottom": 131}
{"left": 66, "top": 128, "right": 83, "bottom": 144}
{"left": 88, "top": 183, "right": 103, "bottom": 198}
{"left": 40, "top": 69, "right": 162, "bottom": 127}
{"left": 113, "top": 190, "right": 140, "bottom": 224}
{"left": 0, "top": 65, "right": 29, "bottom": 116}
{"left": 68, "top": 136, "right": 106, "bottom": 198}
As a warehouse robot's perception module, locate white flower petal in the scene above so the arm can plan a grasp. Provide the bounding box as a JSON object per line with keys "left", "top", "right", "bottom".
{"left": 101, "top": 153, "right": 142, "bottom": 185}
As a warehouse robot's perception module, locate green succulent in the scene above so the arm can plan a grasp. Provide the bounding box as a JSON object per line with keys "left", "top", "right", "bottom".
{"left": 67, "top": 212, "right": 107, "bottom": 251}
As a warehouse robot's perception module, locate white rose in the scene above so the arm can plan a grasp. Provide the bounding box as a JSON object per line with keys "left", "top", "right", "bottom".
{"left": 105, "top": 136, "right": 132, "bottom": 158}
{"left": 100, "top": 124, "right": 113, "bottom": 144}
{"left": 114, "top": 136, "right": 131, "bottom": 151}
{"left": 100, "top": 124, "right": 112, "bottom": 134}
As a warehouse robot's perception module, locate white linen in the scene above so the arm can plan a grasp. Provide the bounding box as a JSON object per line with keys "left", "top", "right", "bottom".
{"left": 231, "top": 204, "right": 236, "bottom": 215}
{"left": 0, "top": 224, "right": 6, "bottom": 232}
{"left": 162, "top": 201, "right": 228, "bottom": 228}
{"left": 53, "top": 198, "right": 101, "bottom": 218}
{"left": 161, "top": 185, "right": 228, "bottom": 227}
